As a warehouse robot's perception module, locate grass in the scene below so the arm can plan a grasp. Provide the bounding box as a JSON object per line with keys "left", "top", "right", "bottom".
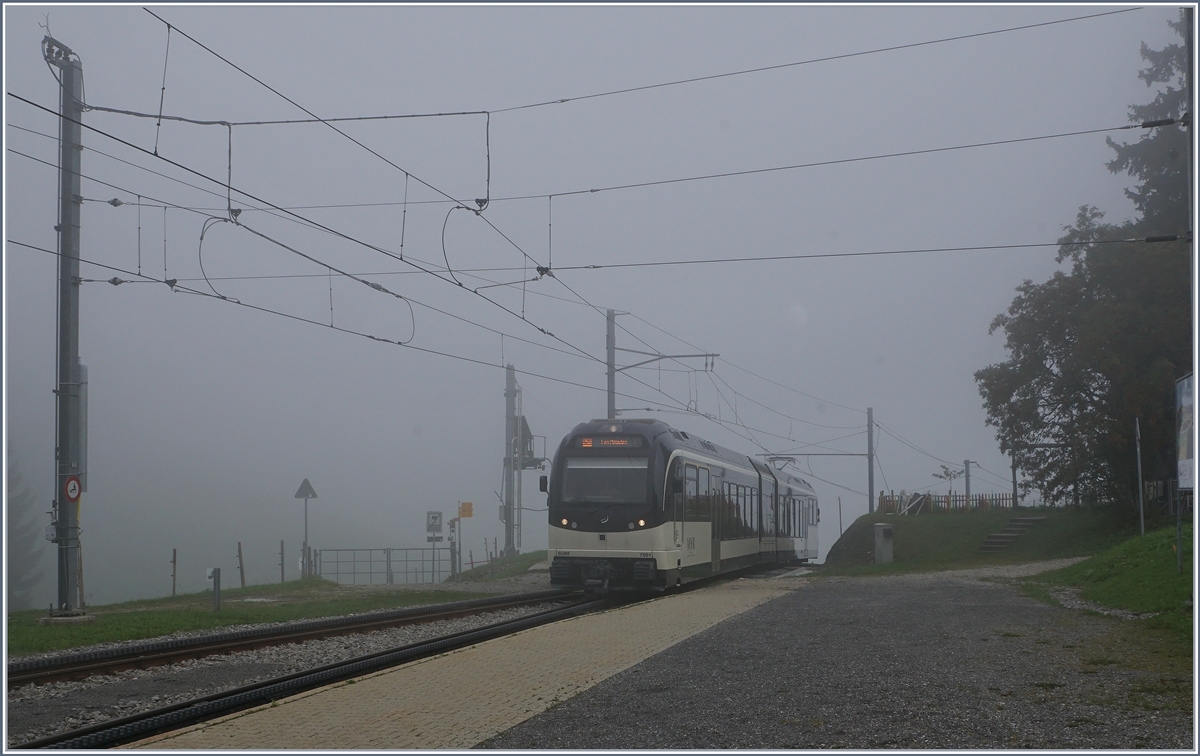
{"left": 457, "top": 550, "right": 547, "bottom": 582}
{"left": 1028, "top": 523, "right": 1194, "bottom": 643}
{"left": 821, "top": 506, "right": 1134, "bottom": 576}
{"left": 6, "top": 576, "right": 494, "bottom": 657}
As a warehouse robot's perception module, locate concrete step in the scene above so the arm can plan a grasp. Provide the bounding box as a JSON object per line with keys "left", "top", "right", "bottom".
{"left": 980, "top": 515, "right": 1045, "bottom": 551}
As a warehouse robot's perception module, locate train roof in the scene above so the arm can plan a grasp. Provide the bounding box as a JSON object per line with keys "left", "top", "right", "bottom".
{"left": 568, "top": 418, "right": 816, "bottom": 496}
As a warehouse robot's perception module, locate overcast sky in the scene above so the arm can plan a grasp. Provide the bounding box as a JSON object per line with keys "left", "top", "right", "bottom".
{"left": 4, "top": 4, "right": 1187, "bottom": 605}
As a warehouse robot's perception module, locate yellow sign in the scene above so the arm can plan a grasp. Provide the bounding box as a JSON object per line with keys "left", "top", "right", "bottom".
{"left": 459, "top": 501, "right": 473, "bottom": 518}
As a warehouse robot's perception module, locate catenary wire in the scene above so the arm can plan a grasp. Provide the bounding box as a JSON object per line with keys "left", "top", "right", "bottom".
{"left": 6, "top": 147, "right": 614, "bottom": 368}
{"left": 625, "top": 311, "right": 865, "bottom": 419}
{"left": 110, "top": 8, "right": 1143, "bottom": 123}
{"left": 7, "top": 93, "right": 607, "bottom": 371}
{"left": 7, "top": 238, "right": 689, "bottom": 411}
{"left": 489, "top": 8, "right": 1143, "bottom": 114}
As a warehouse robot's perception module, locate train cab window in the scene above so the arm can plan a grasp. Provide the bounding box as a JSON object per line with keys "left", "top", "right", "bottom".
{"left": 562, "top": 457, "right": 650, "bottom": 505}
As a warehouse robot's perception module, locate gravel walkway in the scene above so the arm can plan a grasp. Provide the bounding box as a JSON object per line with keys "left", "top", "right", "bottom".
{"left": 484, "top": 561, "right": 1193, "bottom": 749}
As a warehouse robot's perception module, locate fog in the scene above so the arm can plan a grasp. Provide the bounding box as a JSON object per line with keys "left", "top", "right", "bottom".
{"left": 4, "top": 5, "right": 1183, "bottom": 605}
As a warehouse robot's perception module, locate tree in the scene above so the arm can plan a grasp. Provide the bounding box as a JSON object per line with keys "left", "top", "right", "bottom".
{"left": 7, "top": 452, "right": 48, "bottom": 610}
{"left": 976, "top": 12, "right": 1192, "bottom": 511}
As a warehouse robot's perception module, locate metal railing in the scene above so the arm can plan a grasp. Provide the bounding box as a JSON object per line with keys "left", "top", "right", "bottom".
{"left": 317, "top": 548, "right": 454, "bottom": 585}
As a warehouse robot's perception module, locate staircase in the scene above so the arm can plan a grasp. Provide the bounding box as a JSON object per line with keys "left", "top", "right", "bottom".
{"left": 979, "top": 516, "right": 1047, "bottom": 552}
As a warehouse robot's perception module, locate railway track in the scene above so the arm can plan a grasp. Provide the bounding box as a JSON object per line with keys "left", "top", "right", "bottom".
{"left": 13, "top": 595, "right": 610, "bottom": 749}
{"left": 8, "top": 589, "right": 575, "bottom": 689}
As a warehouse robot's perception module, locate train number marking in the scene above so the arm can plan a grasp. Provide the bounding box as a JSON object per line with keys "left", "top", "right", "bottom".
{"left": 639, "top": 552, "right": 652, "bottom": 558}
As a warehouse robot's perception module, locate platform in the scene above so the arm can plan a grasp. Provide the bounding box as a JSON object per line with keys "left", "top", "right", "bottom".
{"left": 127, "top": 577, "right": 805, "bottom": 749}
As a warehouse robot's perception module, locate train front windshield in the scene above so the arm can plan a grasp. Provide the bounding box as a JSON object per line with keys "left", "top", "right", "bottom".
{"left": 562, "top": 457, "right": 649, "bottom": 504}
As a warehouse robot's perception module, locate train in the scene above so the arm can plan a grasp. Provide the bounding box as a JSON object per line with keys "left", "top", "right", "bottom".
{"left": 540, "top": 418, "right": 818, "bottom": 592}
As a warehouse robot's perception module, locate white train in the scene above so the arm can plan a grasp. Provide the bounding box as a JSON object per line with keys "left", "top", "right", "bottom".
{"left": 541, "top": 418, "right": 818, "bottom": 591}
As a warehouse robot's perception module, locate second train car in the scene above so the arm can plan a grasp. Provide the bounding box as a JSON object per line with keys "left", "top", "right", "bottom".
{"left": 541, "top": 418, "right": 818, "bottom": 591}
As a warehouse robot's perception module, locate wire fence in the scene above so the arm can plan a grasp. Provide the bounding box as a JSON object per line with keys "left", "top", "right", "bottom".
{"left": 316, "top": 547, "right": 454, "bottom": 585}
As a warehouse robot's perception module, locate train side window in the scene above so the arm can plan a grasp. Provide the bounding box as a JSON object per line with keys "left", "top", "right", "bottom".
{"left": 698, "top": 467, "right": 711, "bottom": 520}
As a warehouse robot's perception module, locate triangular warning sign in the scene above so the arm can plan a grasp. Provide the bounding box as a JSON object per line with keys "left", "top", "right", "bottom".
{"left": 294, "top": 478, "right": 318, "bottom": 499}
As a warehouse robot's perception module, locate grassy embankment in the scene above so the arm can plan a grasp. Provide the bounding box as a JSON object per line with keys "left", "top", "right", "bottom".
{"left": 6, "top": 576, "right": 494, "bottom": 657}
{"left": 1029, "top": 524, "right": 1193, "bottom": 642}
{"left": 822, "top": 507, "right": 1136, "bottom": 575}
{"left": 457, "top": 550, "right": 547, "bottom": 581}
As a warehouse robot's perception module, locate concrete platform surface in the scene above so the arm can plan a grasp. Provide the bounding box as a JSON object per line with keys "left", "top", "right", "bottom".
{"left": 127, "top": 577, "right": 800, "bottom": 750}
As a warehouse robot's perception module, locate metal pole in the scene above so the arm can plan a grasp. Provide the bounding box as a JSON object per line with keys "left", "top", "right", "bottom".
{"left": 1011, "top": 433, "right": 1019, "bottom": 507}
{"left": 606, "top": 309, "right": 616, "bottom": 419}
{"left": 866, "top": 408, "right": 875, "bottom": 513}
{"left": 838, "top": 497, "right": 843, "bottom": 536}
{"left": 212, "top": 568, "right": 221, "bottom": 611}
{"left": 280, "top": 540, "right": 285, "bottom": 583}
{"left": 504, "top": 364, "right": 517, "bottom": 556}
{"left": 964, "top": 460, "right": 972, "bottom": 506}
{"left": 171, "top": 548, "right": 177, "bottom": 596}
{"left": 515, "top": 388, "right": 524, "bottom": 553}
{"left": 1176, "top": 480, "right": 1183, "bottom": 575}
{"left": 47, "top": 38, "right": 84, "bottom": 613}
{"left": 1136, "top": 418, "right": 1145, "bottom": 536}
{"left": 303, "top": 498, "right": 309, "bottom": 578}
{"left": 237, "top": 542, "right": 246, "bottom": 588}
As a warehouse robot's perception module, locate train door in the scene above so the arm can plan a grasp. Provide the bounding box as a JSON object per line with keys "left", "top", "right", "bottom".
{"left": 687, "top": 466, "right": 712, "bottom": 567}
{"left": 711, "top": 473, "right": 723, "bottom": 574}
{"left": 679, "top": 463, "right": 696, "bottom": 550}
{"left": 761, "top": 474, "right": 776, "bottom": 562}
{"left": 682, "top": 464, "right": 697, "bottom": 556}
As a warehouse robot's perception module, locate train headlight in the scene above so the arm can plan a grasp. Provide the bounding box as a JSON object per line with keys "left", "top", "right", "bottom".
{"left": 570, "top": 521, "right": 578, "bottom": 529}
{"left": 638, "top": 519, "right": 646, "bottom": 527}
{"left": 561, "top": 518, "right": 568, "bottom": 526}
{"left": 627, "top": 522, "right": 635, "bottom": 530}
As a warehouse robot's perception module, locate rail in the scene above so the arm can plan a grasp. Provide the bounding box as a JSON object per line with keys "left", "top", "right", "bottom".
{"left": 14, "top": 596, "right": 608, "bottom": 750}
{"left": 8, "top": 589, "right": 574, "bottom": 689}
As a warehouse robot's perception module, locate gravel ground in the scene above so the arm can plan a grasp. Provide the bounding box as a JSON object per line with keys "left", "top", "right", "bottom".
{"left": 6, "top": 598, "right": 561, "bottom": 747}
{"left": 483, "top": 561, "right": 1193, "bottom": 749}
